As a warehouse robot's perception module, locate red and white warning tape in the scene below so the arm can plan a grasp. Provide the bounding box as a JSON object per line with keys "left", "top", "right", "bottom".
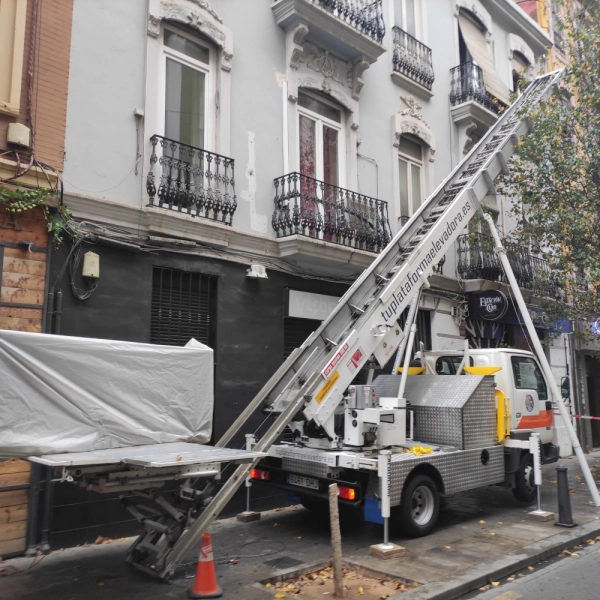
{"left": 554, "top": 411, "right": 600, "bottom": 421}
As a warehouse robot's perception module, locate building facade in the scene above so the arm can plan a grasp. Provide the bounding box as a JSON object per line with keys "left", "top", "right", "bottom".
{"left": 13, "top": 0, "right": 579, "bottom": 547}
{"left": 0, "top": 0, "right": 74, "bottom": 558}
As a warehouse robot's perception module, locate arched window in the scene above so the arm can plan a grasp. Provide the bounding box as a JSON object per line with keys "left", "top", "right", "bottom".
{"left": 511, "top": 51, "right": 530, "bottom": 92}
{"left": 398, "top": 135, "right": 424, "bottom": 223}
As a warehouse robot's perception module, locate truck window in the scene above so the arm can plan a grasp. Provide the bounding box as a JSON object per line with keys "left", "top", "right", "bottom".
{"left": 510, "top": 356, "right": 548, "bottom": 400}
{"left": 435, "top": 356, "right": 474, "bottom": 375}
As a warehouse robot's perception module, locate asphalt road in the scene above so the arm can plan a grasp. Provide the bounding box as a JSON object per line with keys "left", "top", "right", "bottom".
{"left": 461, "top": 543, "right": 600, "bottom": 600}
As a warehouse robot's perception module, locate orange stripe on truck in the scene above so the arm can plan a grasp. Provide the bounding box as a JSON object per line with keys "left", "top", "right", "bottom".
{"left": 517, "top": 409, "right": 553, "bottom": 429}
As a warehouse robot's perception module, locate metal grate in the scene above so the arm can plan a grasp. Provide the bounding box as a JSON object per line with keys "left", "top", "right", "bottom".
{"left": 150, "top": 267, "right": 216, "bottom": 347}
{"left": 283, "top": 317, "right": 321, "bottom": 359}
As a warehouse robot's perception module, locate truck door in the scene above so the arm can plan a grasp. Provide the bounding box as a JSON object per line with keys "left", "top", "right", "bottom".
{"left": 510, "top": 355, "right": 553, "bottom": 442}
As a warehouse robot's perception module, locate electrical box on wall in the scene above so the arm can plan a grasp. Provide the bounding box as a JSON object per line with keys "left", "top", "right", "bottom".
{"left": 7, "top": 123, "right": 31, "bottom": 148}
{"left": 82, "top": 252, "right": 100, "bottom": 279}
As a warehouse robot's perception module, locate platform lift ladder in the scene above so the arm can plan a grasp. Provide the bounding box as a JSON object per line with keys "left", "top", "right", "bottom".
{"left": 130, "top": 70, "right": 565, "bottom": 580}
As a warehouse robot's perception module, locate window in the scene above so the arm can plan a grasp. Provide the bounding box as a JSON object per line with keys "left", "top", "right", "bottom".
{"left": 395, "top": 0, "right": 422, "bottom": 39}
{"left": 0, "top": 0, "right": 27, "bottom": 116}
{"left": 162, "top": 26, "right": 211, "bottom": 148}
{"left": 284, "top": 317, "right": 321, "bottom": 359}
{"left": 297, "top": 90, "right": 343, "bottom": 186}
{"left": 398, "top": 307, "right": 431, "bottom": 350}
{"left": 150, "top": 267, "right": 216, "bottom": 347}
{"left": 398, "top": 135, "right": 424, "bottom": 221}
{"left": 511, "top": 51, "right": 530, "bottom": 92}
{"left": 511, "top": 356, "right": 548, "bottom": 400}
{"left": 435, "top": 355, "right": 474, "bottom": 375}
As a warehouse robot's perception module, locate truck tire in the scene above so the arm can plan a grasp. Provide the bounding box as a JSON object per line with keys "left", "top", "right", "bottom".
{"left": 512, "top": 454, "right": 536, "bottom": 503}
{"left": 395, "top": 474, "right": 440, "bottom": 537}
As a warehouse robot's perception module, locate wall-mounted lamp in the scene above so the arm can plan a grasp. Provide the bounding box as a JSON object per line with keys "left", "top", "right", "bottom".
{"left": 246, "top": 264, "right": 268, "bottom": 279}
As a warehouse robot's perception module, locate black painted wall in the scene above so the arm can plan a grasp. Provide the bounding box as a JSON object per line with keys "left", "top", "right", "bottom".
{"left": 46, "top": 239, "right": 349, "bottom": 544}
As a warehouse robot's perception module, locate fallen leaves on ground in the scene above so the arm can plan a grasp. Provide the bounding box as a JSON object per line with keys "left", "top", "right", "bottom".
{"left": 491, "top": 582, "right": 500, "bottom": 587}
{"left": 267, "top": 566, "right": 415, "bottom": 598}
{"left": 94, "top": 536, "right": 114, "bottom": 545}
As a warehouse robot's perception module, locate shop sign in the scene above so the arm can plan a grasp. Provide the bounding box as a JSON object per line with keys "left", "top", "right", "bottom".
{"left": 476, "top": 290, "right": 508, "bottom": 321}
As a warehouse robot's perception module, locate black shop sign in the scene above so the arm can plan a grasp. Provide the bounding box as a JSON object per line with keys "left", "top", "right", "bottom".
{"left": 473, "top": 290, "right": 508, "bottom": 321}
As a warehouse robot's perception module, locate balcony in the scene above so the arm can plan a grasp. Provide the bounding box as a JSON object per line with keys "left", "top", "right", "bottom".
{"left": 392, "top": 26, "right": 434, "bottom": 97}
{"left": 449, "top": 63, "right": 507, "bottom": 115}
{"left": 457, "top": 233, "right": 558, "bottom": 298}
{"left": 146, "top": 135, "right": 237, "bottom": 226}
{"left": 272, "top": 172, "right": 391, "bottom": 254}
{"left": 272, "top": 0, "right": 386, "bottom": 63}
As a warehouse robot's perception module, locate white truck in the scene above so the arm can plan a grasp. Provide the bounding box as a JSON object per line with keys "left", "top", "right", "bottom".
{"left": 249, "top": 347, "right": 559, "bottom": 538}
{"left": 19, "top": 69, "right": 598, "bottom": 580}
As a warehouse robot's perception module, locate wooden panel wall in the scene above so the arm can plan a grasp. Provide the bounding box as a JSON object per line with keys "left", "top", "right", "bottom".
{"left": 0, "top": 460, "right": 30, "bottom": 556}
{"left": 0, "top": 203, "right": 47, "bottom": 333}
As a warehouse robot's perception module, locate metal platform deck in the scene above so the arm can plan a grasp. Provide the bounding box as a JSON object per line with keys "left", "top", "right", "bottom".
{"left": 29, "top": 442, "right": 265, "bottom": 468}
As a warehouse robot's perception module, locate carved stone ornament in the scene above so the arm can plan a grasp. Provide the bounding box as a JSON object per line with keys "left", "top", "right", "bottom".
{"left": 301, "top": 42, "right": 346, "bottom": 85}
{"left": 394, "top": 95, "right": 436, "bottom": 162}
{"left": 289, "top": 23, "right": 309, "bottom": 70}
{"left": 149, "top": 1, "right": 228, "bottom": 51}
{"left": 221, "top": 51, "right": 233, "bottom": 72}
{"left": 347, "top": 57, "right": 370, "bottom": 101}
{"left": 463, "top": 121, "right": 478, "bottom": 155}
{"left": 399, "top": 95, "right": 427, "bottom": 122}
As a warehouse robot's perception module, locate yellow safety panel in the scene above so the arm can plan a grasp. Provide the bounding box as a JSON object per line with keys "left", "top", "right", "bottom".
{"left": 495, "top": 388, "right": 510, "bottom": 442}
{"left": 463, "top": 366, "right": 502, "bottom": 376}
{"left": 315, "top": 370, "right": 340, "bottom": 404}
{"left": 396, "top": 366, "right": 426, "bottom": 375}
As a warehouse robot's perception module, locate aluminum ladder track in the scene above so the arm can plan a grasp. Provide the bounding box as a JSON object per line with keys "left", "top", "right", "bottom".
{"left": 150, "top": 70, "right": 563, "bottom": 580}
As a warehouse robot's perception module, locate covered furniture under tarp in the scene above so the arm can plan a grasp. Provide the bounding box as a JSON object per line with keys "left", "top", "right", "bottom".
{"left": 0, "top": 330, "right": 213, "bottom": 457}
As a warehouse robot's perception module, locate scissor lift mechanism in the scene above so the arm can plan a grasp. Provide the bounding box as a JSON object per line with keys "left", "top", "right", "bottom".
{"left": 32, "top": 70, "right": 597, "bottom": 580}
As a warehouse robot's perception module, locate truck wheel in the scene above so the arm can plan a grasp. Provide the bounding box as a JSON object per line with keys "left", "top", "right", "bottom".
{"left": 512, "top": 454, "right": 536, "bottom": 503}
{"left": 396, "top": 474, "right": 440, "bottom": 537}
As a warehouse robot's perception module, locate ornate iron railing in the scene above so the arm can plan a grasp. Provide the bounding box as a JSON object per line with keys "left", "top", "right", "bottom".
{"left": 392, "top": 26, "right": 434, "bottom": 91}
{"left": 457, "top": 233, "right": 559, "bottom": 298}
{"left": 307, "top": 0, "right": 385, "bottom": 43}
{"left": 146, "top": 135, "right": 237, "bottom": 225}
{"left": 272, "top": 172, "right": 392, "bottom": 253}
{"left": 449, "top": 62, "right": 506, "bottom": 115}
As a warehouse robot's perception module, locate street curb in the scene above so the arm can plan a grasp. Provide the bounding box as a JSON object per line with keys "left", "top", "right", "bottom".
{"left": 386, "top": 519, "right": 600, "bottom": 600}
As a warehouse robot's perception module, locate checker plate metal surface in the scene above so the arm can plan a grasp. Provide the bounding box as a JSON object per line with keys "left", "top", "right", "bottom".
{"left": 30, "top": 442, "right": 266, "bottom": 468}
{"left": 282, "top": 458, "right": 334, "bottom": 478}
{"left": 373, "top": 375, "right": 497, "bottom": 449}
{"left": 387, "top": 445, "right": 505, "bottom": 506}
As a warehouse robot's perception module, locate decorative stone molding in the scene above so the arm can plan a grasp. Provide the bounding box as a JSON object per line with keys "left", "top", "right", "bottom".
{"left": 348, "top": 57, "right": 370, "bottom": 100}
{"left": 289, "top": 22, "right": 309, "bottom": 69}
{"left": 454, "top": 0, "right": 492, "bottom": 36}
{"left": 221, "top": 51, "right": 233, "bottom": 72}
{"left": 463, "top": 121, "right": 478, "bottom": 155}
{"left": 394, "top": 95, "right": 436, "bottom": 162}
{"left": 507, "top": 33, "right": 535, "bottom": 66}
{"left": 148, "top": 0, "right": 232, "bottom": 63}
{"left": 301, "top": 42, "right": 346, "bottom": 84}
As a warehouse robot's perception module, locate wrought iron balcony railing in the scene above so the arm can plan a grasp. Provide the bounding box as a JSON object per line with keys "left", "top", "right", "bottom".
{"left": 457, "top": 233, "right": 559, "bottom": 298}
{"left": 307, "top": 0, "right": 385, "bottom": 43}
{"left": 392, "top": 26, "right": 434, "bottom": 91}
{"left": 272, "top": 172, "right": 392, "bottom": 253}
{"left": 146, "top": 135, "right": 237, "bottom": 225}
{"left": 449, "top": 62, "right": 506, "bottom": 115}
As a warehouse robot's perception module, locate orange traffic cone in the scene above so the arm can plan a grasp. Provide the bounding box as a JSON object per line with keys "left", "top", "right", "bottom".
{"left": 188, "top": 532, "right": 223, "bottom": 599}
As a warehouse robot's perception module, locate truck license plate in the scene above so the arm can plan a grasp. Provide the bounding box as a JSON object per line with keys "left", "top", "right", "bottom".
{"left": 287, "top": 474, "right": 319, "bottom": 490}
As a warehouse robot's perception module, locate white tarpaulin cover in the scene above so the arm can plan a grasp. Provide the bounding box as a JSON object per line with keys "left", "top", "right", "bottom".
{"left": 0, "top": 330, "right": 213, "bottom": 458}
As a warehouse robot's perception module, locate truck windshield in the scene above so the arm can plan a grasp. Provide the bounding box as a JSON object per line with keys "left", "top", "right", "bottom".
{"left": 436, "top": 356, "right": 474, "bottom": 375}
{"left": 510, "top": 356, "right": 548, "bottom": 400}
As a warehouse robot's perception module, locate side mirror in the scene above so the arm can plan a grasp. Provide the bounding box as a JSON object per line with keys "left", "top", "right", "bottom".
{"left": 561, "top": 377, "right": 570, "bottom": 399}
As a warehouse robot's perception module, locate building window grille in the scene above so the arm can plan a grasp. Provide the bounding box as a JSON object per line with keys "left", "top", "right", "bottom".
{"left": 150, "top": 267, "right": 216, "bottom": 347}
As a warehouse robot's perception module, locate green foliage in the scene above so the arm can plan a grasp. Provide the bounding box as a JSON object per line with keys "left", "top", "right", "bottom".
{"left": 497, "top": 0, "right": 600, "bottom": 324}
{"left": 0, "top": 184, "right": 74, "bottom": 245}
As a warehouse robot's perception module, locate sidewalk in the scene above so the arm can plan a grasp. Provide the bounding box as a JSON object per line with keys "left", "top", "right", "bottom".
{"left": 2, "top": 452, "right": 600, "bottom": 600}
